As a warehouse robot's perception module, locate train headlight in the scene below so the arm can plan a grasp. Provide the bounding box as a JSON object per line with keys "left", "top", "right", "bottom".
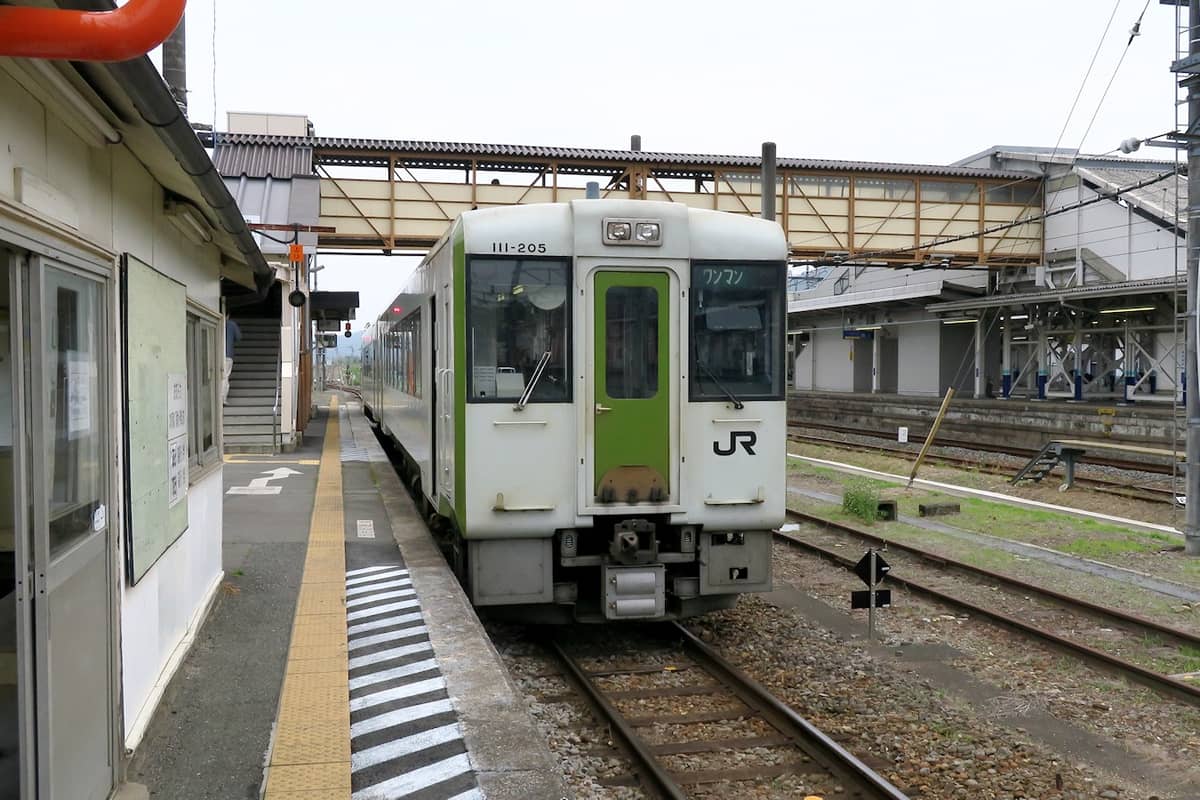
{"left": 635, "top": 222, "right": 660, "bottom": 242}
{"left": 605, "top": 218, "right": 663, "bottom": 246}
{"left": 561, "top": 530, "right": 578, "bottom": 558}
{"left": 606, "top": 221, "right": 632, "bottom": 241}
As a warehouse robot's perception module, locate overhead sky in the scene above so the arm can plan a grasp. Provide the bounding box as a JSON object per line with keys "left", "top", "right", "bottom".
{"left": 166, "top": 0, "right": 1187, "bottom": 336}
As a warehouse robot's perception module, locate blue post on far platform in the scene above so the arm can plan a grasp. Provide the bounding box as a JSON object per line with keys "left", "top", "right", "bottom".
{"left": 1001, "top": 371, "right": 1012, "bottom": 399}
{"left": 1073, "top": 372, "right": 1083, "bottom": 401}
{"left": 1036, "top": 371, "right": 1047, "bottom": 400}
{"left": 1124, "top": 374, "right": 1136, "bottom": 404}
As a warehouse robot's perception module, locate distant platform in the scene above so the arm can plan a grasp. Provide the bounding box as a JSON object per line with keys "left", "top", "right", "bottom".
{"left": 789, "top": 390, "right": 1180, "bottom": 452}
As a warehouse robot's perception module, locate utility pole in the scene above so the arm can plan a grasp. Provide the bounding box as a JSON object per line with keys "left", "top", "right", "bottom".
{"left": 1179, "top": 0, "right": 1200, "bottom": 554}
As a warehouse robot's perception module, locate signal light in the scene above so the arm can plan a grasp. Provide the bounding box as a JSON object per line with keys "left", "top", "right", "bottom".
{"left": 344, "top": 321, "right": 352, "bottom": 338}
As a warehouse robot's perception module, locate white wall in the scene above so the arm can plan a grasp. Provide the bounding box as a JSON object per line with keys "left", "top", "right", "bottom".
{"left": 898, "top": 320, "right": 940, "bottom": 396}
{"left": 119, "top": 472, "right": 223, "bottom": 742}
{"left": 810, "top": 326, "right": 854, "bottom": 391}
{"left": 0, "top": 64, "right": 227, "bottom": 746}
{"left": 1044, "top": 174, "right": 1181, "bottom": 282}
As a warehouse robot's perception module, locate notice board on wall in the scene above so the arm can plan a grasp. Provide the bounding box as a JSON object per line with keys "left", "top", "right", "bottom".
{"left": 122, "top": 255, "right": 188, "bottom": 584}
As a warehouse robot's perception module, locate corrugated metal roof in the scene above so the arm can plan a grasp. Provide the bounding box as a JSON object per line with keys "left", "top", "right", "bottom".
{"left": 212, "top": 140, "right": 313, "bottom": 179}
{"left": 1077, "top": 166, "right": 1186, "bottom": 228}
{"left": 926, "top": 276, "right": 1182, "bottom": 313}
{"left": 201, "top": 132, "right": 1032, "bottom": 180}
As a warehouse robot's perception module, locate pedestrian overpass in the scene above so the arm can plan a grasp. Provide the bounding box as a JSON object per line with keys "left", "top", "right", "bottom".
{"left": 209, "top": 132, "right": 1043, "bottom": 268}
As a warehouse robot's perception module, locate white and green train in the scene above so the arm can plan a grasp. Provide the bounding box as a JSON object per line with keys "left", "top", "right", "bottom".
{"left": 362, "top": 199, "right": 786, "bottom": 622}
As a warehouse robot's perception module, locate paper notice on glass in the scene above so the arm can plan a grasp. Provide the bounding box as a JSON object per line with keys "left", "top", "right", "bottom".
{"left": 473, "top": 366, "right": 497, "bottom": 398}
{"left": 67, "top": 354, "right": 91, "bottom": 439}
{"left": 167, "top": 372, "right": 187, "bottom": 440}
{"left": 167, "top": 434, "right": 188, "bottom": 509}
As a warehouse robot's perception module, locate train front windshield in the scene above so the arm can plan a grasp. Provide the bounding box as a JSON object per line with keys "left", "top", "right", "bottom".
{"left": 467, "top": 257, "right": 571, "bottom": 403}
{"left": 690, "top": 262, "right": 785, "bottom": 401}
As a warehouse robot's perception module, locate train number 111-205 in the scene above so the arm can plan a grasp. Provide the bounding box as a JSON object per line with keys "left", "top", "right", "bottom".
{"left": 491, "top": 242, "right": 547, "bottom": 254}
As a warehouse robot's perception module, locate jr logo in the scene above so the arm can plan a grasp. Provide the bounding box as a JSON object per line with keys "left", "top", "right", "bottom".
{"left": 713, "top": 431, "right": 757, "bottom": 456}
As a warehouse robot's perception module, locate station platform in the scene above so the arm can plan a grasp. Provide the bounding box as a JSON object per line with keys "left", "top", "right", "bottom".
{"left": 790, "top": 389, "right": 1180, "bottom": 452}
{"left": 127, "top": 393, "right": 563, "bottom": 800}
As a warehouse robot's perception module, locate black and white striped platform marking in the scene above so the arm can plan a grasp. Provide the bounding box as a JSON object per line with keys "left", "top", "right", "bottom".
{"left": 345, "top": 565, "right": 480, "bottom": 800}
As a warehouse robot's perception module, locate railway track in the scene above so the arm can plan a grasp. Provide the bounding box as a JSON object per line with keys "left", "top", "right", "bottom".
{"left": 779, "top": 509, "right": 1200, "bottom": 707}
{"left": 547, "top": 622, "right": 910, "bottom": 800}
{"left": 787, "top": 427, "right": 1179, "bottom": 505}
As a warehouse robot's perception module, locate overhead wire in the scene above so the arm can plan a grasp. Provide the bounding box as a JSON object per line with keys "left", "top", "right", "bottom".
{"left": 1075, "top": 0, "right": 1153, "bottom": 154}
{"left": 1049, "top": 0, "right": 1125, "bottom": 161}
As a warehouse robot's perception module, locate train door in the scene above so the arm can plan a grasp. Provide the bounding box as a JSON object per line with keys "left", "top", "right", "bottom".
{"left": 591, "top": 271, "right": 671, "bottom": 504}
{"left": 3, "top": 251, "right": 115, "bottom": 800}
{"left": 435, "top": 292, "right": 454, "bottom": 506}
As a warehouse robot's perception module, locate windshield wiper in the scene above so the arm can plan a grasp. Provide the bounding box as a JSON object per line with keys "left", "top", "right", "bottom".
{"left": 514, "top": 351, "right": 552, "bottom": 410}
{"left": 697, "top": 360, "right": 744, "bottom": 409}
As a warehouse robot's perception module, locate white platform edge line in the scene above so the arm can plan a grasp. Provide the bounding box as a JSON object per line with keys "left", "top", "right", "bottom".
{"left": 788, "top": 453, "right": 1183, "bottom": 536}
{"left": 350, "top": 722, "right": 463, "bottom": 773}
{"left": 350, "top": 752, "right": 473, "bottom": 800}
{"left": 350, "top": 698, "right": 455, "bottom": 739}
{"left": 349, "top": 658, "right": 440, "bottom": 692}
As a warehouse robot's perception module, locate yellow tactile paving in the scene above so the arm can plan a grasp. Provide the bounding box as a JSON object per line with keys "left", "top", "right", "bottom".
{"left": 271, "top": 721, "right": 352, "bottom": 765}
{"left": 265, "top": 397, "right": 351, "bottom": 800}
{"left": 285, "top": 657, "right": 349, "bottom": 675}
{"left": 265, "top": 763, "right": 351, "bottom": 794}
{"left": 282, "top": 670, "right": 349, "bottom": 695}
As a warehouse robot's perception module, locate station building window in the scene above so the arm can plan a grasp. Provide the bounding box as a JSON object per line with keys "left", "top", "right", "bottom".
{"left": 690, "top": 262, "right": 785, "bottom": 402}
{"left": 854, "top": 177, "right": 914, "bottom": 200}
{"left": 922, "top": 180, "right": 979, "bottom": 204}
{"left": 186, "top": 312, "right": 219, "bottom": 472}
{"left": 790, "top": 175, "right": 850, "bottom": 198}
{"left": 985, "top": 182, "right": 1040, "bottom": 205}
{"left": 467, "top": 257, "right": 570, "bottom": 402}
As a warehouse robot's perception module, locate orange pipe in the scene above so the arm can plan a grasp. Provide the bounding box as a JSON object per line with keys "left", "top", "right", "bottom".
{"left": 0, "top": 0, "right": 186, "bottom": 62}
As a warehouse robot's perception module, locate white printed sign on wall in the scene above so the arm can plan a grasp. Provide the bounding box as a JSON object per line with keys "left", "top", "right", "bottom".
{"left": 167, "top": 373, "right": 188, "bottom": 509}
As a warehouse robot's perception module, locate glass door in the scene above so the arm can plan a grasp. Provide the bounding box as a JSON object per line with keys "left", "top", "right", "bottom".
{"left": 27, "top": 256, "right": 114, "bottom": 800}
{"left": 592, "top": 271, "right": 670, "bottom": 504}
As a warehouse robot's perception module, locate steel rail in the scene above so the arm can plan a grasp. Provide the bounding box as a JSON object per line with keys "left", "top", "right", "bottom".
{"left": 776, "top": 517, "right": 1200, "bottom": 707}
{"left": 549, "top": 631, "right": 912, "bottom": 799}
{"left": 548, "top": 638, "right": 689, "bottom": 800}
{"left": 668, "top": 622, "right": 911, "bottom": 800}
{"left": 784, "top": 509, "right": 1200, "bottom": 648}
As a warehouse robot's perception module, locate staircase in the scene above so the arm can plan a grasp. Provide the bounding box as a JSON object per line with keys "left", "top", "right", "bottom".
{"left": 223, "top": 317, "right": 280, "bottom": 453}
{"left": 1011, "top": 443, "right": 1063, "bottom": 484}
{"left": 1010, "top": 442, "right": 1086, "bottom": 488}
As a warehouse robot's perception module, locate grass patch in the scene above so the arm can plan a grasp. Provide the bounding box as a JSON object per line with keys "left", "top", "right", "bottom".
{"left": 1058, "top": 536, "right": 1164, "bottom": 558}
{"left": 842, "top": 480, "right": 880, "bottom": 524}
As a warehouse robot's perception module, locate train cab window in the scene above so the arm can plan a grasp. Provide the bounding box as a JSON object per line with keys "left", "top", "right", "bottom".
{"left": 468, "top": 258, "right": 570, "bottom": 402}
{"left": 605, "top": 286, "right": 658, "bottom": 399}
{"left": 690, "top": 262, "right": 785, "bottom": 402}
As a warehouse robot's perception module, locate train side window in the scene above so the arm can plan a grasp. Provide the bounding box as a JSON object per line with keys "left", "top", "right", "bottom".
{"left": 389, "top": 309, "right": 421, "bottom": 397}
{"left": 604, "top": 286, "right": 658, "bottom": 399}
{"left": 689, "top": 262, "right": 785, "bottom": 402}
{"left": 467, "top": 257, "right": 570, "bottom": 403}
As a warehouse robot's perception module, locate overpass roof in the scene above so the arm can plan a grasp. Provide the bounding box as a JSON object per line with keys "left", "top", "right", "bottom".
{"left": 206, "top": 132, "right": 1031, "bottom": 180}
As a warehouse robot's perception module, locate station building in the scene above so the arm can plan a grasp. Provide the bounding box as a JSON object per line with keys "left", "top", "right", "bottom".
{"left": 789, "top": 147, "right": 1185, "bottom": 406}
{"left": 0, "top": 42, "right": 270, "bottom": 800}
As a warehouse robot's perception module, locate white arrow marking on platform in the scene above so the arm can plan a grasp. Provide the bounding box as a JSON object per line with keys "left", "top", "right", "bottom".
{"left": 226, "top": 467, "right": 303, "bottom": 495}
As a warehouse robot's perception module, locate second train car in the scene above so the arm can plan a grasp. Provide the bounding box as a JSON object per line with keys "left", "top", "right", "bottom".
{"left": 363, "top": 199, "right": 787, "bottom": 622}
